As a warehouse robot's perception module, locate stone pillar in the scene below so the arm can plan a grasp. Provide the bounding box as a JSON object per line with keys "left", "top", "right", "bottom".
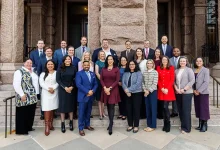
{"left": 0, "top": 0, "right": 24, "bottom": 84}
{"left": 88, "top": 0, "right": 101, "bottom": 52}
{"left": 194, "top": 0, "right": 206, "bottom": 57}
{"left": 146, "top": 0, "right": 158, "bottom": 48}
{"left": 27, "top": 2, "right": 46, "bottom": 47}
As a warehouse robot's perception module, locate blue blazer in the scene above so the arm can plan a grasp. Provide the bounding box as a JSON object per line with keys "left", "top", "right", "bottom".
{"left": 76, "top": 70, "right": 98, "bottom": 103}
{"left": 157, "top": 44, "right": 173, "bottom": 58}
{"left": 92, "top": 47, "right": 118, "bottom": 66}
{"left": 37, "top": 56, "right": 56, "bottom": 76}
{"left": 53, "top": 49, "right": 68, "bottom": 68}
{"left": 72, "top": 56, "right": 80, "bottom": 71}
{"left": 30, "top": 49, "right": 45, "bottom": 69}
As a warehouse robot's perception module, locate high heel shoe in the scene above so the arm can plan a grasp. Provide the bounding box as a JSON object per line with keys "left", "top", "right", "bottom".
{"left": 99, "top": 116, "right": 103, "bottom": 120}
{"left": 108, "top": 127, "right": 112, "bottom": 135}
{"left": 69, "top": 120, "right": 74, "bottom": 131}
{"left": 61, "top": 122, "right": 66, "bottom": 133}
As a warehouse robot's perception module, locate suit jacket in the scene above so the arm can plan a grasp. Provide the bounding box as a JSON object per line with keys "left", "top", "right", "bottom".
{"left": 76, "top": 70, "right": 98, "bottom": 102}
{"left": 120, "top": 49, "right": 135, "bottom": 62}
{"left": 157, "top": 44, "right": 173, "bottom": 58}
{"left": 75, "top": 46, "right": 90, "bottom": 60}
{"left": 170, "top": 56, "right": 180, "bottom": 69}
{"left": 30, "top": 49, "right": 45, "bottom": 69}
{"left": 143, "top": 48, "right": 155, "bottom": 59}
{"left": 37, "top": 56, "right": 56, "bottom": 76}
{"left": 71, "top": 56, "right": 80, "bottom": 70}
{"left": 92, "top": 48, "right": 118, "bottom": 66}
{"left": 193, "top": 67, "right": 209, "bottom": 94}
{"left": 174, "top": 67, "right": 195, "bottom": 94}
{"left": 53, "top": 49, "right": 68, "bottom": 69}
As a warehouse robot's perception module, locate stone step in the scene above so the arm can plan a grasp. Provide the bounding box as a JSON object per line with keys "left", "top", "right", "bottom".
{"left": 1, "top": 114, "right": 220, "bottom": 128}
{"left": 0, "top": 84, "right": 14, "bottom": 91}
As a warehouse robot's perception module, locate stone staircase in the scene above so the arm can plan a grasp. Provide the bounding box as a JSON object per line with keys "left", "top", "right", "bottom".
{"left": 1, "top": 78, "right": 220, "bottom": 128}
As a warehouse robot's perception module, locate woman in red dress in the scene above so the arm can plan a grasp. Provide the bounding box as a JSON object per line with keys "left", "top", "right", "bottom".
{"left": 100, "top": 55, "right": 120, "bottom": 135}
{"left": 156, "top": 56, "right": 176, "bottom": 132}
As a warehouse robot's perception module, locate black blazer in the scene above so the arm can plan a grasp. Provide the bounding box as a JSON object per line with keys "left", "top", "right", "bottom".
{"left": 143, "top": 48, "right": 155, "bottom": 59}
{"left": 157, "top": 44, "right": 173, "bottom": 58}
{"left": 92, "top": 47, "right": 118, "bottom": 65}
{"left": 120, "top": 49, "right": 135, "bottom": 62}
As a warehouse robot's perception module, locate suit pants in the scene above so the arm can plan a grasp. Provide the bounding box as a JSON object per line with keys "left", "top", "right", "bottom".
{"left": 126, "top": 92, "right": 142, "bottom": 127}
{"left": 78, "top": 99, "right": 93, "bottom": 131}
{"left": 16, "top": 103, "right": 36, "bottom": 134}
{"left": 145, "top": 91, "right": 157, "bottom": 128}
{"left": 176, "top": 94, "right": 193, "bottom": 133}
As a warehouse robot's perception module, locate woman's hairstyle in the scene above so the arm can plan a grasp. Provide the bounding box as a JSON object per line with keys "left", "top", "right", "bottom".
{"left": 125, "top": 60, "right": 140, "bottom": 72}
{"left": 119, "top": 56, "right": 128, "bottom": 67}
{"left": 146, "top": 59, "right": 155, "bottom": 69}
{"left": 81, "top": 51, "right": 93, "bottom": 66}
{"left": 60, "top": 55, "right": 72, "bottom": 72}
{"left": 135, "top": 48, "right": 144, "bottom": 60}
{"left": 24, "top": 58, "right": 33, "bottom": 63}
{"left": 98, "top": 50, "right": 106, "bottom": 60}
{"left": 154, "top": 48, "right": 163, "bottom": 60}
{"left": 194, "top": 57, "right": 205, "bottom": 68}
{"left": 177, "top": 56, "right": 190, "bottom": 69}
{"left": 104, "top": 55, "right": 117, "bottom": 68}
{"left": 160, "top": 56, "right": 171, "bottom": 70}
{"left": 44, "top": 60, "right": 56, "bottom": 80}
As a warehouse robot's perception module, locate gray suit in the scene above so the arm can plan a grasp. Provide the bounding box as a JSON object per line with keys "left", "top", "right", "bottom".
{"left": 75, "top": 46, "right": 90, "bottom": 60}
{"left": 169, "top": 57, "right": 180, "bottom": 69}
{"left": 193, "top": 67, "right": 209, "bottom": 94}
{"left": 175, "top": 67, "right": 195, "bottom": 94}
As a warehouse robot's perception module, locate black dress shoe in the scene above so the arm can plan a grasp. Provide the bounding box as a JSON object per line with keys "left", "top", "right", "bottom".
{"left": 61, "top": 122, "right": 66, "bottom": 133}
{"left": 28, "top": 128, "right": 35, "bottom": 131}
{"left": 69, "top": 120, "right": 74, "bottom": 131}
{"left": 170, "top": 113, "right": 178, "bottom": 118}
{"left": 40, "top": 115, "right": 44, "bottom": 120}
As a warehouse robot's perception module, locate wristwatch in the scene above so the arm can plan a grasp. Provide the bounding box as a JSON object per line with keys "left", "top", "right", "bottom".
{"left": 109, "top": 87, "right": 112, "bottom": 91}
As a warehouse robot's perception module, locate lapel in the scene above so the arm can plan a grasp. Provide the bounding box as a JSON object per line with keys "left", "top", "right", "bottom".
{"left": 83, "top": 71, "right": 91, "bottom": 84}
{"left": 196, "top": 66, "right": 204, "bottom": 78}
{"left": 110, "top": 49, "right": 115, "bottom": 56}
{"left": 35, "top": 50, "right": 40, "bottom": 59}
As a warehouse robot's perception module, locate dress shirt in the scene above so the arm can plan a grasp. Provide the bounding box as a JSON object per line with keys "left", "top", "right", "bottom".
{"left": 62, "top": 48, "right": 66, "bottom": 56}
{"left": 126, "top": 49, "right": 131, "bottom": 57}
{"left": 46, "top": 56, "right": 52, "bottom": 61}
{"left": 174, "top": 56, "right": 180, "bottom": 67}
{"left": 13, "top": 67, "right": 39, "bottom": 97}
{"left": 38, "top": 49, "right": 43, "bottom": 57}
{"left": 85, "top": 71, "right": 91, "bottom": 82}
{"left": 103, "top": 48, "right": 111, "bottom": 57}
{"left": 145, "top": 48, "right": 149, "bottom": 58}
{"left": 162, "top": 44, "right": 167, "bottom": 54}
{"left": 81, "top": 46, "right": 86, "bottom": 53}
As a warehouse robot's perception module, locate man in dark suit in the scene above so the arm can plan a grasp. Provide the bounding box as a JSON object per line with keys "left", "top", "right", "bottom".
{"left": 53, "top": 41, "right": 68, "bottom": 68}
{"left": 37, "top": 47, "right": 56, "bottom": 76}
{"left": 120, "top": 40, "right": 135, "bottom": 62}
{"left": 157, "top": 35, "right": 173, "bottom": 58}
{"left": 76, "top": 61, "right": 98, "bottom": 136}
{"left": 92, "top": 39, "right": 118, "bottom": 66}
{"left": 143, "top": 40, "right": 155, "bottom": 59}
{"left": 30, "top": 39, "right": 45, "bottom": 71}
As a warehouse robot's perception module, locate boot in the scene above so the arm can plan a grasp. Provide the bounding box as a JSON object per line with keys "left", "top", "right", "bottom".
{"left": 200, "top": 120, "right": 208, "bottom": 132}
{"left": 50, "top": 111, "right": 54, "bottom": 131}
{"left": 61, "top": 122, "right": 66, "bottom": 133}
{"left": 69, "top": 120, "right": 74, "bottom": 131}
{"left": 162, "top": 120, "right": 166, "bottom": 131}
{"left": 165, "top": 120, "right": 170, "bottom": 132}
{"left": 195, "top": 119, "right": 201, "bottom": 130}
{"left": 44, "top": 111, "right": 50, "bottom": 136}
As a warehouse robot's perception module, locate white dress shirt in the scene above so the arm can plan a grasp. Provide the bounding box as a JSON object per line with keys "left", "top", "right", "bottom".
{"left": 13, "top": 67, "right": 39, "bottom": 97}
{"left": 38, "top": 49, "right": 43, "bottom": 57}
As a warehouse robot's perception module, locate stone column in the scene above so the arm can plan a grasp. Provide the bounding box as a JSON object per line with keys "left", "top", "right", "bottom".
{"left": 88, "top": 0, "right": 101, "bottom": 52}
{"left": 27, "top": 2, "right": 46, "bottom": 47}
{"left": 145, "top": 0, "right": 158, "bottom": 48}
{"left": 194, "top": 0, "right": 206, "bottom": 57}
{"left": 0, "top": 0, "right": 24, "bottom": 84}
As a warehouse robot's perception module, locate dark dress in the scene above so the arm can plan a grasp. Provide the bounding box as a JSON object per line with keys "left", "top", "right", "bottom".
{"left": 194, "top": 73, "right": 210, "bottom": 120}
{"left": 154, "top": 59, "right": 161, "bottom": 68}
{"left": 95, "top": 60, "right": 105, "bottom": 101}
{"left": 56, "top": 66, "right": 77, "bottom": 113}
{"left": 119, "top": 67, "right": 127, "bottom": 116}
{"left": 100, "top": 67, "right": 120, "bottom": 104}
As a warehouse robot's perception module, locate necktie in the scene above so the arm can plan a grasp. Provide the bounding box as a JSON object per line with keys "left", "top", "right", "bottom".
{"left": 175, "top": 58, "right": 178, "bottom": 67}
{"left": 82, "top": 47, "right": 85, "bottom": 53}
{"left": 126, "top": 50, "right": 130, "bottom": 57}
{"left": 163, "top": 45, "right": 166, "bottom": 55}
{"left": 39, "top": 51, "right": 43, "bottom": 57}
{"left": 62, "top": 49, "right": 66, "bottom": 56}
{"left": 86, "top": 71, "right": 91, "bottom": 82}
{"left": 145, "top": 48, "right": 149, "bottom": 58}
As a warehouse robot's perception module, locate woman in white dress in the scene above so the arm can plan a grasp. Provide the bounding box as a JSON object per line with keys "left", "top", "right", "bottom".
{"left": 39, "top": 60, "right": 59, "bottom": 136}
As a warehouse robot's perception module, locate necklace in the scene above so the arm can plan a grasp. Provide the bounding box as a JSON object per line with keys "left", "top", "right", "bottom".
{"left": 108, "top": 67, "right": 113, "bottom": 71}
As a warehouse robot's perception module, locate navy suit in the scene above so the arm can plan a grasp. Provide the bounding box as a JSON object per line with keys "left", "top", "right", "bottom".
{"left": 157, "top": 44, "right": 173, "bottom": 58}
{"left": 30, "top": 49, "right": 45, "bottom": 69}
{"left": 143, "top": 48, "right": 155, "bottom": 59}
{"left": 71, "top": 56, "right": 80, "bottom": 71}
{"left": 37, "top": 56, "right": 56, "bottom": 76}
{"left": 76, "top": 70, "right": 98, "bottom": 131}
{"left": 92, "top": 48, "right": 118, "bottom": 66}
{"left": 53, "top": 49, "right": 67, "bottom": 69}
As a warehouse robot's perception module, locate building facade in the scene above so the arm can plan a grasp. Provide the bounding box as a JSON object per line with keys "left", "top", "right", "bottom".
{"left": 0, "top": 0, "right": 219, "bottom": 84}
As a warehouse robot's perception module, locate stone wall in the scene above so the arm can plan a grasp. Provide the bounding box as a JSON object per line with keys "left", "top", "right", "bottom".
{"left": 88, "top": 0, "right": 158, "bottom": 54}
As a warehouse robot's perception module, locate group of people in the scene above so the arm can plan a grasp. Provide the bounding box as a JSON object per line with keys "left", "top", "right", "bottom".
{"left": 13, "top": 35, "right": 210, "bottom": 137}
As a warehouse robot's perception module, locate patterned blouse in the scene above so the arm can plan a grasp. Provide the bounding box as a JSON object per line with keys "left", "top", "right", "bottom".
{"left": 142, "top": 69, "right": 158, "bottom": 92}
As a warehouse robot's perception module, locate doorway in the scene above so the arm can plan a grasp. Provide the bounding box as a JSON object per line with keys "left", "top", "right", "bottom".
{"left": 67, "top": 2, "right": 88, "bottom": 48}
